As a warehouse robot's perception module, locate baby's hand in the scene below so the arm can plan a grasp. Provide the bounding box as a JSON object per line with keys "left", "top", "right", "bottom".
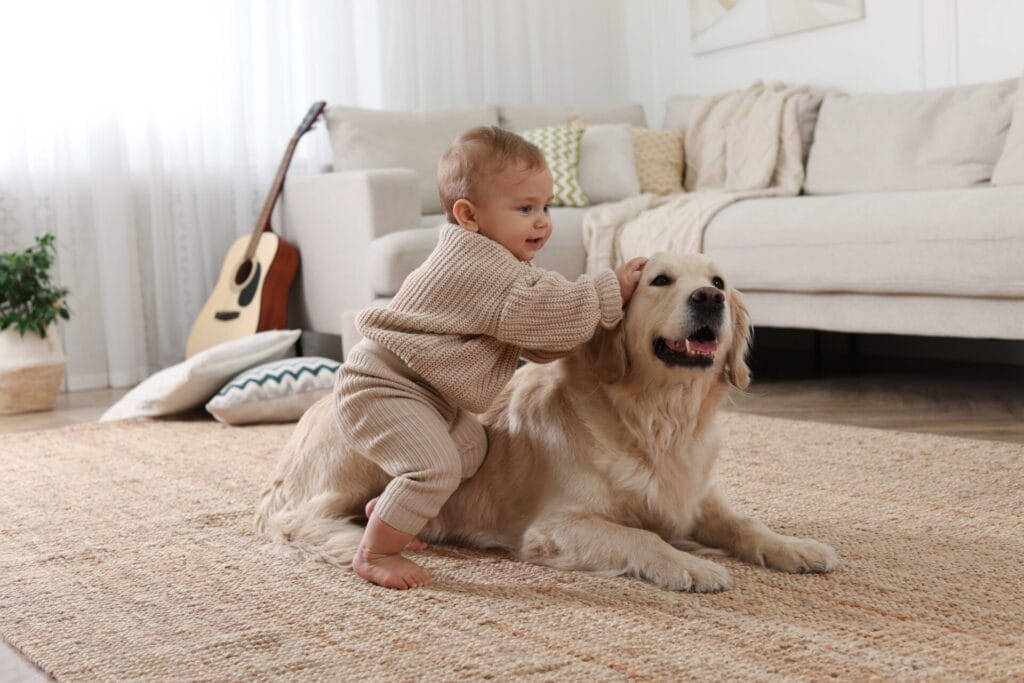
{"left": 615, "top": 257, "right": 648, "bottom": 306}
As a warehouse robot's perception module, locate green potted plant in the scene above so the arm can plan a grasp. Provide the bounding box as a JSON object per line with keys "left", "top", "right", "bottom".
{"left": 0, "top": 234, "right": 71, "bottom": 414}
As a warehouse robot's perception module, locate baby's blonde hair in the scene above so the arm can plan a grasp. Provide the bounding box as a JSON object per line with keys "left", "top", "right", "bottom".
{"left": 437, "top": 126, "right": 547, "bottom": 224}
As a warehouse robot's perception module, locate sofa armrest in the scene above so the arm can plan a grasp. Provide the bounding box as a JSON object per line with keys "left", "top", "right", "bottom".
{"left": 281, "top": 168, "right": 420, "bottom": 334}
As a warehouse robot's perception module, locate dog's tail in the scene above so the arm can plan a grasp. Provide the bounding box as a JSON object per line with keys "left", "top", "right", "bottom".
{"left": 255, "top": 483, "right": 364, "bottom": 567}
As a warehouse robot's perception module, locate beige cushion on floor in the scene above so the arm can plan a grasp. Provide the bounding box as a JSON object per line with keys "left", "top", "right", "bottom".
{"left": 100, "top": 330, "right": 301, "bottom": 422}
{"left": 992, "top": 74, "right": 1024, "bottom": 186}
{"left": 805, "top": 80, "right": 1018, "bottom": 194}
{"left": 703, "top": 186, "right": 1024, "bottom": 298}
{"left": 369, "top": 209, "right": 589, "bottom": 299}
{"left": 498, "top": 103, "right": 646, "bottom": 132}
{"left": 324, "top": 105, "right": 499, "bottom": 215}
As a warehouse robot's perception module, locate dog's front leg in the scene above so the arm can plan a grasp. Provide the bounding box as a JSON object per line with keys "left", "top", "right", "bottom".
{"left": 692, "top": 485, "right": 838, "bottom": 573}
{"left": 521, "top": 513, "right": 732, "bottom": 592}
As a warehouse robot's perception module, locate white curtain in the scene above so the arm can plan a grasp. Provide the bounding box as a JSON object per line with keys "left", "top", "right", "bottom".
{"left": 0, "top": 0, "right": 633, "bottom": 390}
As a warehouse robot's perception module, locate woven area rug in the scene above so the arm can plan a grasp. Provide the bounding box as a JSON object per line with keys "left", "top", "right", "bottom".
{"left": 1, "top": 413, "right": 1022, "bottom": 681}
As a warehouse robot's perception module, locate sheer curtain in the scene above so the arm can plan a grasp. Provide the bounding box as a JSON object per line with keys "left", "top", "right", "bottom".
{"left": 0, "top": 0, "right": 633, "bottom": 390}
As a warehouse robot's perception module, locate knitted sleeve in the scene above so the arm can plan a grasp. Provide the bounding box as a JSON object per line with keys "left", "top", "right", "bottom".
{"left": 495, "top": 268, "right": 623, "bottom": 351}
{"left": 520, "top": 348, "right": 568, "bottom": 364}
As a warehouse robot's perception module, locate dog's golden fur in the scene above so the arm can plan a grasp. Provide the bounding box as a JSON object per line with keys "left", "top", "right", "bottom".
{"left": 255, "top": 252, "right": 837, "bottom": 591}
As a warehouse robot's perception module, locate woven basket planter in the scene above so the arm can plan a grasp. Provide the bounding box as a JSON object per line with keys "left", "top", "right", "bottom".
{"left": 0, "top": 324, "right": 66, "bottom": 415}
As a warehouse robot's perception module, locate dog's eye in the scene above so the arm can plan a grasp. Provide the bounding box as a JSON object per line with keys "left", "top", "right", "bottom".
{"left": 650, "top": 274, "right": 672, "bottom": 287}
{"left": 711, "top": 276, "right": 725, "bottom": 290}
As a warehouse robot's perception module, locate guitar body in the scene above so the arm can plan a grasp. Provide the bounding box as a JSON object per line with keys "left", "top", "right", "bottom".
{"left": 185, "top": 232, "right": 300, "bottom": 358}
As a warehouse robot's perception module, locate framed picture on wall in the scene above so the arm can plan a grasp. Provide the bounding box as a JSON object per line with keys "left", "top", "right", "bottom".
{"left": 689, "top": 0, "right": 865, "bottom": 54}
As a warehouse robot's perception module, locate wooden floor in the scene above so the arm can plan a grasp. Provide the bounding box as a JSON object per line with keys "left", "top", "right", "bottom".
{"left": 1, "top": 371, "right": 1022, "bottom": 680}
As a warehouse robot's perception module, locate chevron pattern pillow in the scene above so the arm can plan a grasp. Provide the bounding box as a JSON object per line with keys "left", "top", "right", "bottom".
{"left": 521, "top": 123, "right": 589, "bottom": 207}
{"left": 205, "top": 356, "right": 341, "bottom": 425}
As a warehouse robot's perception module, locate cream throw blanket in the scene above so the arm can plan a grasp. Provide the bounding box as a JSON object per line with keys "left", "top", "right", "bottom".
{"left": 584, "top": 82, "right": 810, "bottom": 273}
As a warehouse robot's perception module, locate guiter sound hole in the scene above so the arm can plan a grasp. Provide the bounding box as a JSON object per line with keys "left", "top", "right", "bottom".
{"left": 234, "top": 259, "right": 253, "bottom": 286}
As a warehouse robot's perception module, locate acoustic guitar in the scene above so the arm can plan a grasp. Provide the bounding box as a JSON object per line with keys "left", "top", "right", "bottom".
{"left": 185, "top": 101, "right": 326, "bottom": 358}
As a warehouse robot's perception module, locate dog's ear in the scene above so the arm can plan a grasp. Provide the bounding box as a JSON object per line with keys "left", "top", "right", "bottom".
{"left": 582, "top": 323, "right": 630, "bottom": 384}
{"left": 725, "top": 288, "right": 752, "bottom": 390}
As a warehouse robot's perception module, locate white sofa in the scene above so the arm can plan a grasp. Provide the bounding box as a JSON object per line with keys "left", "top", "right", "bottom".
{"left": 281, "top": 78, "right": 1024, "bottom": 358}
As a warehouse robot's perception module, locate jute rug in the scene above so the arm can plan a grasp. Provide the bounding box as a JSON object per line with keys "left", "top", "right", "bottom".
{"left": 1, "top": 413, "right": 1022, "bottom": 681}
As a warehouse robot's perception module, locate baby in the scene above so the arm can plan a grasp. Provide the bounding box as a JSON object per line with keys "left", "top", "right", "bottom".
{"left": 337, "top": 125, "right": 647, "bottom": 589}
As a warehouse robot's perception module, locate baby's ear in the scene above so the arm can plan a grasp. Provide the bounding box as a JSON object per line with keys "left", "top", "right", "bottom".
{"left": 451, "top": 198, "right": 479, "bottom": 231}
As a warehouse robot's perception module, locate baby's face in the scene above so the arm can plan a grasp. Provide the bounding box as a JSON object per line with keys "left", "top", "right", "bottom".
{"left": 473, "top": 164, "right": 554, "bottom": 261}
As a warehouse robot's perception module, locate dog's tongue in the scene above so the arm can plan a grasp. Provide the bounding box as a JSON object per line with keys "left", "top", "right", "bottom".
{"left": 687, "top": 338, "right": 718, "bottom": 354}
{"left": 666, "top": 338, "right": 719, "bottom": 355}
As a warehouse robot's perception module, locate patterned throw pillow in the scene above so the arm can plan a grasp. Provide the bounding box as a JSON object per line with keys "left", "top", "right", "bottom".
{"left": 205, "top": 356, "right": 341, "bottom": 426}
{"left": 632, "top": 128, "right": 684, "bottom": 195}
{"left": 521, "top": 123, "right": 589, "bottom": 207}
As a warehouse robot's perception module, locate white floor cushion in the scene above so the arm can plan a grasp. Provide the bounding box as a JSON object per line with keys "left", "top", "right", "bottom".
{"left": 100, "top": 330, "right": 301, "bottom": 422}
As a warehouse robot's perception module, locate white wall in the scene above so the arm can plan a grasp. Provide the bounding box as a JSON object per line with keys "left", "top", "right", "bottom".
{"left": 624, "top": 0, "right": 1024, "bottom": 127}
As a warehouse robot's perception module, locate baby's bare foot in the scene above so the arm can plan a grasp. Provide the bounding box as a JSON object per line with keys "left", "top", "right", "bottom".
{"left": 364, "top": 497, "right": 428, "bottom": 551}
{"left": 352, "top": 549, "right": 433, "bottom": 589}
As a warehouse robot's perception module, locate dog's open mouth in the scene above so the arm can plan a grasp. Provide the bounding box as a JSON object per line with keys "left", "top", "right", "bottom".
{"left": 653, "top": 326, "right": 719, "bottom": 367}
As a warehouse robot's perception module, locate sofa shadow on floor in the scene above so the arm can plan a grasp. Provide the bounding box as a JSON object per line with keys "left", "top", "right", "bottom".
{"left": 747, "top": 327, "right": 1024, "bottom": 381}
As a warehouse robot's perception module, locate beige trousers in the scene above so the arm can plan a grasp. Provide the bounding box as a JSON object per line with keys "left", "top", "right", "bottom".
{"left": 335, "top": 340, "right": 488, "bottom": 536}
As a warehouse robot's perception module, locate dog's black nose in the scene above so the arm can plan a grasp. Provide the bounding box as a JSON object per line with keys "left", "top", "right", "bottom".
{"left": 689, "top": 287, "right": 724, "bottom": 311}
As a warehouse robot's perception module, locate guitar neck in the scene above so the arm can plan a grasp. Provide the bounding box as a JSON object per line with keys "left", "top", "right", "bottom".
{"left": 244, "top": 135, "right": 302, "bottom": 259}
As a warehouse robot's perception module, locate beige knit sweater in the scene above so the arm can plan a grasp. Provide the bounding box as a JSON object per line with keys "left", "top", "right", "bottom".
{"left": 356, "top": 224, "right": 623, "bottom": 413}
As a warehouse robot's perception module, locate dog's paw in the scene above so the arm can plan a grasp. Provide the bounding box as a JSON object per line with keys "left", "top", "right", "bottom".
{"left": 649, "top": 555, "right": 733, "bottom": 592}
{"left": 756, "top": 535, "right": 839, "bottom": 574}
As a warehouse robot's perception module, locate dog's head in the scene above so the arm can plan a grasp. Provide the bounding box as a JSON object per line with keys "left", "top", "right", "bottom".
{"left": 583, "top": 252, "right": 751, "bottom": 390}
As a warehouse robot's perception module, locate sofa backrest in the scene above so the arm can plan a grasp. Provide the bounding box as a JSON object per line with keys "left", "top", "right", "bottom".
{"left": 324, "top": 105, "right": 500, "bottom": 216}
{"left": 992, "top": 72, "right": 1024, "bottom": 186}
{"left": 497, "top": 103, "right": 646, "bottom": 132}
{"left": 804, "top": 78, "right": 1020, "bottom": 195}
{"left": 324, "top": 103, "right": 647, "bottom": 216}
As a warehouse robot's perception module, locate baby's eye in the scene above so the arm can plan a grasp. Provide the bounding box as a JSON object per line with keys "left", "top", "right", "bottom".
{"left": 543, "top": 204, "right": 551, "bottom": 213}
{"left": 517, "top": 205, "right": 532, "bottom": 214}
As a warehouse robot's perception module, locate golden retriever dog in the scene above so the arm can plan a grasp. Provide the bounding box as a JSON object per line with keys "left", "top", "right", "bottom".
{"left": 255, "top": 252, "right": 838, "bottom": 591}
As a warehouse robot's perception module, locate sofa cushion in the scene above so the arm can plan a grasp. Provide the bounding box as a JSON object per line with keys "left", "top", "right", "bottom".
{"left": 369, "top": 209, "right": 588, "bottom": 298}
{"left": 632, "top": 128, "right": 684, "bottom": 194}
{"left": 521, "top": 123, "right": 589, "bottom": 206}
{"left": 499, "top": 103, "right": 646, "bottom": 132}
{"left": 992, "top": 75, "right": 1024, "bottom": 186}
{"left": 577, "top": 123, "right": 641, "bottom": 203}
{"left": 804, "top": 80, "right": 1018, "bottom": 195}
{"left": 703, "top": 186, "right": 1024, "bottom": 298}
{"left": 324, "top": 105, "right": 499, "bottom": 215}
